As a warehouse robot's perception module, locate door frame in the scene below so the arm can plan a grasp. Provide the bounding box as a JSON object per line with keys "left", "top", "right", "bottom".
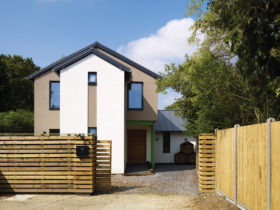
{"left": 126, "top": 121, "right": 155, "bottom": 169}
{"left": 127, "top": 129, "right": 146, "bottom": 164}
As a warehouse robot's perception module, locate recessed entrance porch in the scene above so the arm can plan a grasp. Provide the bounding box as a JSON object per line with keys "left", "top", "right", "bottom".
{"left": 125, "top": 121, "right": 155, "bottom": 175}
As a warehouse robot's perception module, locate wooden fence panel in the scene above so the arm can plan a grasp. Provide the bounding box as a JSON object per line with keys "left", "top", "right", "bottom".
{"left": 198, "top": 134, "right": 215, "bottom": 192}
{"left": 216, "top": 128, "right": 234, "bottom": 199}
{"left": 95, "top": 140, "right": 111, "bottom": 192}
{"left": 237, "top": 123, "right": 267, "bottom": 210}
{"left": 0, "top": 135, "right": 96, "bottom": 194}
{"left": 271, "top": 121, "right": 280, "bottom": 210}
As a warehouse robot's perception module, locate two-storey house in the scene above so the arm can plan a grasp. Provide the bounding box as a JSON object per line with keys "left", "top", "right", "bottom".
{"left": 27, "top": 42, "right": 160, "bottom": 174}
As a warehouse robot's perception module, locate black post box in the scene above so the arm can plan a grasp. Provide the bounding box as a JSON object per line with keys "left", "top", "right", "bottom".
{"left": 76, "top": 145, "right": 89, "bottom": 157}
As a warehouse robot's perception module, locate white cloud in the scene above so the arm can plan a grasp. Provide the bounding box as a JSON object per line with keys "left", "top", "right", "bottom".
{"left": 118, "top": 18, "right": 204, "bottom": 73}
{"left": 118, "top": 18, "right": 204, "bottom": 109}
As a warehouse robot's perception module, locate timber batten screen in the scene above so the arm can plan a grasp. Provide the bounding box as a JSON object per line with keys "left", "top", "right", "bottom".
{"left": 198, "top": 134, "right": 216, "bottom": 193}
{"left": 0, "top": 135, "right": 112, "bottom": 194}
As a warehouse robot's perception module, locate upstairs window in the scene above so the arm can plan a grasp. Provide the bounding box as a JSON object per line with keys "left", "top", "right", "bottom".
{"left": 163, "top": 132, "right": 170, "bottom": 153}
{"left": 128, "top": 82, "right": 143, "bottom": 110}
{"left": 88, "top": 72, "right": 97, "bottom": 85}
{"left": 50, "top": 81, "right": 60, "bottom": 110}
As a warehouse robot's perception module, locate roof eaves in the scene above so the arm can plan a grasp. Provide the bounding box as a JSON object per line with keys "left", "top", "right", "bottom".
{"left": 95, "top": 42, "right": 162, "bottom": 79}
{"left": 27, "top": 42, "right": 99, "bottom": 80}
{"left": 53, "top": 48, "right": 131, "bottom": 73}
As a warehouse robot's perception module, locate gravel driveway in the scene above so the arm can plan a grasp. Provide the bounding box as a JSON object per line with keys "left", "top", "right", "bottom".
{"left": 111, "top": 164, "right": 199, "bottom": 195}
{"left": 0, "top": 164, "right": 238, "bottom": 210}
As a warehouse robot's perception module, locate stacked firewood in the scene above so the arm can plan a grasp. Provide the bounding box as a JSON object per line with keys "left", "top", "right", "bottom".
{"left": 174, "top": 141, "right": 196, "bottom": 164}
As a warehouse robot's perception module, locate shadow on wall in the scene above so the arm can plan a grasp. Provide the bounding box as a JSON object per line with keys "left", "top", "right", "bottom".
{"left": 126, "top": 97, "right": 157, "bottom": 121}
{"left": 0, "top": 171, "right": 14, "bottom": 195}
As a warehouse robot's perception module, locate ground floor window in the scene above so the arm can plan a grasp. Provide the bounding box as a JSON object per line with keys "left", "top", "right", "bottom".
{"left": 49, "top": 129, "right": 60, "bottom": 136}
{"left": 163, "top": 132, "right": 170, "bottom": 153}
{"left": 88, "top": 127, "right": 97, "bottom": 137}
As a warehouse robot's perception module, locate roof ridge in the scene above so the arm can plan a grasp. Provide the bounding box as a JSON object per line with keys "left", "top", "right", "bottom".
{"left": 27, "top": 41, "right": 161, "bottom": 80}
{"left": 53, "top": 48, "right": 131, "bottom": 73}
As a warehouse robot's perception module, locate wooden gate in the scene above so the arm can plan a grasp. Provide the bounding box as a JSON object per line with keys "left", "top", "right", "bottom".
{"left": 0, "top": 135, "right": 112, "bottom": 194}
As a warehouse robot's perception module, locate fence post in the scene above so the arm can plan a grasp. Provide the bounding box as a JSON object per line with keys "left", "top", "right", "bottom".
{"left": 267, "top": 118, "right": 275, "bottom": 210}
{"left": 214, "top": 128, "right": 218, "bottom": 191}
{"left": 234, "top": 124, "right": 240, "bottom": 205}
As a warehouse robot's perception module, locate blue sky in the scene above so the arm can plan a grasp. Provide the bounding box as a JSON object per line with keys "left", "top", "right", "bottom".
{"left": 0, "top": 0, "right": 202, "bottom": 109}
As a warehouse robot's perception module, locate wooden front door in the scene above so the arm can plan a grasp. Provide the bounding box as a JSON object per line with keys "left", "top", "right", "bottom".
{"left": 127, "top": 129, "right": 146, "bottom": 163}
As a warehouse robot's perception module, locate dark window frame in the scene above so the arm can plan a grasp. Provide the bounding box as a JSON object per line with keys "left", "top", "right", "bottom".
{"left": 88, "top": 72, "right": 97, "bottom": 85}
{"left": 88, "top": 127, "right": 97, "bottom": 138}
{"left": 49, "top": 81, "right": 60, "bottom": 110}
{"left": 49, "top": 129, "right": 60, "bottom": 136}
{"left": 127, "top": 82, "right": 143, "bottom": 110}
{"left": 163, "top": 132, "right": 170, "bottom": 153}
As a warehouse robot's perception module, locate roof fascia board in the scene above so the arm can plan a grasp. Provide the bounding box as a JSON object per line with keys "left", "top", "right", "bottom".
{"left": 53, "top": 48, "right": 131, "bottom": 73}
{"left": 27, "top": 41, "right": 161, "bottom": 80}
{"left": 95, "top": 42, "right": 162, "bottom": 79}
{"left": 26, "top": 42, "right": 98, "bottom": 80}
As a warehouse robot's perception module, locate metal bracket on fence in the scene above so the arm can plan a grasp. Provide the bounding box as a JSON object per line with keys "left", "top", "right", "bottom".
{"left": 234, "top": 124, "right": 240, "bottom": 205}
{"left": 267, "top": 118, "right": 275, "bottom": 210}
{"left": 214, "top": 128, "right": 219, "bottom": 191}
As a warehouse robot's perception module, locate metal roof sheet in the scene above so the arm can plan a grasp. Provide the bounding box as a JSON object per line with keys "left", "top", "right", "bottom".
{"left": 155, "top": 110, "right": 186, "bottom": 132}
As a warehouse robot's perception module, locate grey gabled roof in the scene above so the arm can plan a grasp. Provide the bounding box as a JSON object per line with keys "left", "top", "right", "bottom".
{"left": 27, "top": 41, "right": 161, "bottom": 80}
{"left": 95, "top": 42, "right": 161, "bottom": 79}
{"left": 155, "top": 110, "right": 186, "bottom": 132}
{"left": 53, "top": 48, "right": 130, "bottom": 73}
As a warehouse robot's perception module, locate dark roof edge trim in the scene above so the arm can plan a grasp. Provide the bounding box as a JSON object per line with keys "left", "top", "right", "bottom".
{"left": 27, "top": 41, "right": 161, "bottom": 80}
{"left": 53, "top": 48, "right": 131, "bottom": 73}
{"left": 27, "top": 42, "right": 99, "bottom": 80}
{"left": 95, "top": 42, "right": 162, "bottom": 79}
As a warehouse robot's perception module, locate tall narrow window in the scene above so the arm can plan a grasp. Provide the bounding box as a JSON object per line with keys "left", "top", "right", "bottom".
{"left": 163, "top": 132, "right": 170, "bottom": 153}
{"left": 88, "top": 72, "right": 97, "bottom": 85}
{"left": 128, "top": 82, "right": 143, "bottom": 110}
{"left": 50, "top": 81, "right": 60, "bottom": 110}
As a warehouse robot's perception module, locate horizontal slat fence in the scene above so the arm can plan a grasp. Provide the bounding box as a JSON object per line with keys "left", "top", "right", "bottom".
{"left": 0, "top": 135, "right": 112, "bottom": 194}
{"left": 95, "top": 140, "right": 111, "bottom": 192}
{"left": 215, "top": 121, "right": 280, "bottom": 210}
{"left": 198, "top": 134, "right": 216, "bottom": 192}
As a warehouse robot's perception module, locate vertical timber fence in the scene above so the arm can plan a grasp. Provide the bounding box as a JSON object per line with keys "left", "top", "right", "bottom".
{"left": 198, "top": 120, "right": 280, "bottom": 210}
{"left": 0, "top": 135, "right": 112, "bottom": 194}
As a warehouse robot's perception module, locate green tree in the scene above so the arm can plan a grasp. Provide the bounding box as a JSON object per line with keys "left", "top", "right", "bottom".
{"left": 158, "top": 49, "right": 250, "bottom": 136}
{"left": 188, "top": 0, "right": 280, "bottom": 122}
{"left": 0, "top": 55, "right": 39, "bottom": 112}
{"left": 157, "top": 0, "right": 280, "bottom": 136}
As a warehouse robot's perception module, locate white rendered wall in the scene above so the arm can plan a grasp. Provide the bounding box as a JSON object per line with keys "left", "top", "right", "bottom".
{"left": 60, "top": 54, "right": 125, "bottom": 173}
{"left": 60, "top": 59, "right": 88, "bottom": 134}
{"left": 155, "top": 132, "right": 196, "bottom": 163}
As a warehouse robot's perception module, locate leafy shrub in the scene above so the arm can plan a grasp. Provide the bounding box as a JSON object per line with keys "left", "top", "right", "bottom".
{"left": 0, "top": 109, "right": 34, "bottom": 133}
